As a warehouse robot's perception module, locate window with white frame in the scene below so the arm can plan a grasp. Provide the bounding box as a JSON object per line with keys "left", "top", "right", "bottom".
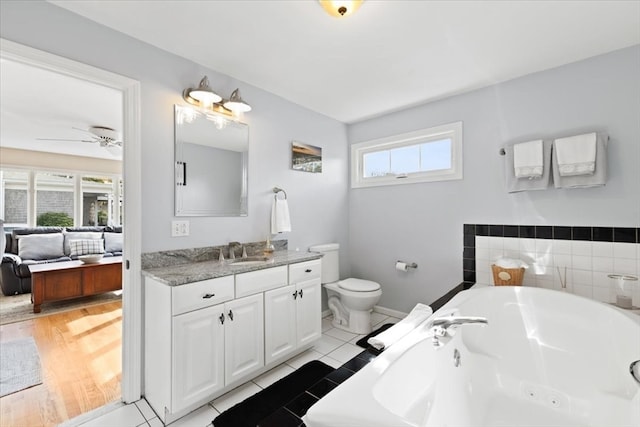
{"left": 351, "top": 121, "right": 463, "bottom": 188}
{"left": 0, "top": 167, "right": 122, "bottom": 230}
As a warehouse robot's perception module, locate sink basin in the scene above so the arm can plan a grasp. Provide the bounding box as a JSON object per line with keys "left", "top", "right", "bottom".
{"left": 228, "top": 256, "right": 270, "bottom": 267}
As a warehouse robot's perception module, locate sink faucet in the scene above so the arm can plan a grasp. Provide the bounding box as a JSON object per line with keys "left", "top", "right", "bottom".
{"left": 228, "top": 242, "right": 241, "bottom": 260}
{"left": 428, "top": 316, "right": 488, "bottom": 347}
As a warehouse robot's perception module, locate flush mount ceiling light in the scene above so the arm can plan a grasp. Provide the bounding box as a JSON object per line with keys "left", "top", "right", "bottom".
{"left": 319, "top": 0, "right": 363, "bottom": 18}
{"left": 183, "top": 76, "right": 251, "bottom": 115}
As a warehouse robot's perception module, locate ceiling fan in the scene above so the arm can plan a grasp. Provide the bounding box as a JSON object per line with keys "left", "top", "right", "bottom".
{"left": 37, "top": 126, "right": 123, "bottom": 148}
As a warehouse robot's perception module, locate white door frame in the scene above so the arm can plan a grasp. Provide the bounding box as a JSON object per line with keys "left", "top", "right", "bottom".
{"left": 0, "top": 38, "right": 143, "bottom": 403}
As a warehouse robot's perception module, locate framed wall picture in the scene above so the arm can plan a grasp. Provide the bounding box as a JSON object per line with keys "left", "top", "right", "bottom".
{"left": 291, "top": 141, "right": 322, "bottom": 173}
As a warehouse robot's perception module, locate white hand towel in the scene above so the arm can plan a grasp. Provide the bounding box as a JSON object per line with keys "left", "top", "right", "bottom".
{"left": 554, "top": 132, "right": 597, "bottom": 176}
{"left": 513, "top": 140, "right": 544, "bottom": 178}
{"left": 270, "top": 197, "right": 291, "bottom": 234}
{"left": 553, "top": 134, "right": 607, "bottom": 188}
{"left": 368, "top": 303, "right": 433, "bottom": 350}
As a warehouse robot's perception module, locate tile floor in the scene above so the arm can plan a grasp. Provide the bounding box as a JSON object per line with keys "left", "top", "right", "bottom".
{"left": 69, "top": 312, "right": 402, "bottom": 427}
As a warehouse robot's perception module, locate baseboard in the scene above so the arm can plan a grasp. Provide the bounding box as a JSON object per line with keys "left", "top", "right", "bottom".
{"left": 58, "top": 401, "right": 125, "bottom": 427}
{"left": 323, "top": 306, "right": 408, "bottom": 319}
{"left": 373, "top": 305, "right": 408, "bottom": 319}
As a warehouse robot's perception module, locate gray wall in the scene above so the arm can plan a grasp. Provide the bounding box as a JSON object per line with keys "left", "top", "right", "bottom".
{"left": 0, "top": 1, "right": 350, "bottom": 277}
{"left": 2, "top": 2, "right": 639, "bottom": 316}
{"left": 348, "top": 46, "right": 640, "bottom": 313}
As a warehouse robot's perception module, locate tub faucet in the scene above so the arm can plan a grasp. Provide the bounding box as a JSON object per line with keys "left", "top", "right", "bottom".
{"left": 429, "top": 316, "right": 488, "bottom": 347}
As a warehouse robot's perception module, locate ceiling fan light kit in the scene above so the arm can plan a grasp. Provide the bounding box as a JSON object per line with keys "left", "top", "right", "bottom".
{"left": 89, "top": 126, "right": 121, "bottom": 144}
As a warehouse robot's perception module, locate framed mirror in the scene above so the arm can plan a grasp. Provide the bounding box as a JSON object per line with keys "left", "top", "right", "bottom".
{"left": 174, "top": 105, "right": 248, "bottom": 216}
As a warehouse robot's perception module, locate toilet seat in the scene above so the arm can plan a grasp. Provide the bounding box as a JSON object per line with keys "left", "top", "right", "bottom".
{"left": 338, "top": 278, "right": 380, "bottom": 292}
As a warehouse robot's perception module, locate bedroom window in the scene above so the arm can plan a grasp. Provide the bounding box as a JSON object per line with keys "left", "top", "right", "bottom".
{"left": 351, "top": 121, "right": 463, "bottom": 188}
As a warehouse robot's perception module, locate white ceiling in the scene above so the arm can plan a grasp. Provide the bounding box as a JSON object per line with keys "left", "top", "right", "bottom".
{"left": 0, "top": 58, "right": 123, "bottom": 160}
{"left": 49, "top": 0, "right": 640, "bottom": 124}
{"left": 2, "top": 1, "right": 638, "bottom": 161}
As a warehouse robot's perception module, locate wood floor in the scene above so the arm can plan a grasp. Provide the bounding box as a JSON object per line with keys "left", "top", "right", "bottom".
{"left": 0, "top": 301, "right": 122, "bottom": 427}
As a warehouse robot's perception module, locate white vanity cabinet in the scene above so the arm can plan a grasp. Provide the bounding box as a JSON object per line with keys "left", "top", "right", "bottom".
{"left": 144, "top": 258, "right": 321, "bottom": 424}
{"left": 264, "top": 259, "right": 322, "bottom": 364}
{"left": 171, "top": 303, "right": 225, "bottom": 412}
{"left": 173, "top": 292, "right": 264, "bottom": 406}
{"left": 223, "top": 293, "right": 264, "bottom": 384}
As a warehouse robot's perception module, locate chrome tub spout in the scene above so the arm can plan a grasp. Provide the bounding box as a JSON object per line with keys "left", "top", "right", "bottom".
{"left": 429, "top": 316, "right": 488, "bottom": 347}
{"left": 430, "top": 316, "right": 488, "bottom": 329}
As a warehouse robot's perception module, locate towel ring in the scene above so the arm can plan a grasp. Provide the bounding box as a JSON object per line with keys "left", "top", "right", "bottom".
{"left": 273, "top": 187, "right": 287, "bottom": 199}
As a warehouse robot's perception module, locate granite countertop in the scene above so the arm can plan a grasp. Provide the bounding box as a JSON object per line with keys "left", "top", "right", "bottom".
{"left": 142, "top": 250, "right": 322, "bottom": 286}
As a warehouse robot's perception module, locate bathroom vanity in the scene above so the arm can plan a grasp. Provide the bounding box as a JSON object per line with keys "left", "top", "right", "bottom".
{"left": 142, "top": 251, "right": 322, "bottom": 424}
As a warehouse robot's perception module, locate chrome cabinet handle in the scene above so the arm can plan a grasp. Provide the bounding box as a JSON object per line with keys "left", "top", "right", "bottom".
{"left": 298, "top": 289, "right": 303, "bottom": 298}
{"left": 228, "top": 310, "right": 234, "bottom": 321}
{"left": 202, "top": 293, "right": 215, "bottom": 299}
{"left": 292, "top": 291, "right": 298, "bottom": 300}
{"left": 219, "top": 313, "right": 225, "bottom": 324}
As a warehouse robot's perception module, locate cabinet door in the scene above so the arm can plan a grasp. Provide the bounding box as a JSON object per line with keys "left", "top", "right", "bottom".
{"left": 296, "top": 278, "right": 322, "bottom": 348}
{"left": 224, "top": 293, "right": 264, "bottom": 385}
{"left": 264, "top": 285, "right": 297, "bottom": 364}
{"left": 172, "top": 304, "right": 225, "bottom": 412}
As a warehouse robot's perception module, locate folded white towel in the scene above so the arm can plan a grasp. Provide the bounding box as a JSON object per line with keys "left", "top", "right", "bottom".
{"left": 554, "top": 133, "right": 597, "bottom": 176}
{"left": 271, "top": 197, "right": 291, "bottom": 234}
{"left": 495, "top": 257, "right": 527, "bottom": 269}
{"left": 553, "top": 134, "right": 607, "bottom": 189}
{"left": 505, "top": 141, "right": 552, "bottom": 193}
{"left": 513, "top": 140, "right": 544, "bottom": 178}
{"left": 368, "top": 303, "right": 433, "bottom": 350}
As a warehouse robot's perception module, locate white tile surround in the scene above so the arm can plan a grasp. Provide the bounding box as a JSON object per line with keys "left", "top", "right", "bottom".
{"left": 475, "top": 236, "right": 640, "bottom": 306}
{"left": 65, "top": 313, "right": 401, "bottom": 427}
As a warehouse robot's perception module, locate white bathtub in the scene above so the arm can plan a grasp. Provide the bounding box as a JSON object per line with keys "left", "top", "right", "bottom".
{"left": 304, "top": 286, "right": 640, "bottom": 427}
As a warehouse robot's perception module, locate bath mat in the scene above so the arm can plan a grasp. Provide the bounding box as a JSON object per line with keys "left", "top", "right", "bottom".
{"left": 0, "top": 337, "right": 43, "bottom": 397}
{"left": 213, "top": 360, "right": 334, "bottom": 427}
{"left": 355, "top": 323, "right": 394, "bottom": 349}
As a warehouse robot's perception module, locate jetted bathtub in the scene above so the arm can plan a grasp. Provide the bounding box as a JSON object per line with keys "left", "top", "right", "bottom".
{"left": 304, "top": 286, "right": 640, "bottom": 427}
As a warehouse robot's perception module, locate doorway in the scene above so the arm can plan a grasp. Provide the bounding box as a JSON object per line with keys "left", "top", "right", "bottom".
{"left": 0, "top": 38, "right": 142, "bottom": 414}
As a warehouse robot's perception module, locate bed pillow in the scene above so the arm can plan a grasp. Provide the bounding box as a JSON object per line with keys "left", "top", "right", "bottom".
{"left": 63, "top": 231, "right": 103, "bottom": 255}
{"left": 69, "top": 239, "right": 105, "bottom": 257}
{"left": 103, "top": 232, "right": 123, "bottom": 254}
{"left": 18, "top": 233, "right": 65, "bottom": 260}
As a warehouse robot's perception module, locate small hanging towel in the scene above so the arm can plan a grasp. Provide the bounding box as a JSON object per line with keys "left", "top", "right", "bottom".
{"left": 513, "top": 140, "right": 544, "bottom": 179}
{"left": 271, "top": 197, "right": 291, "bottom": 234}
{"left": 554, "top": 132, "right": 597, "bottom": 176}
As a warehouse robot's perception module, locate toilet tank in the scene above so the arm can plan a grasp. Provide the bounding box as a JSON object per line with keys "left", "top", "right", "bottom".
{"left": 309, "top": 243, "right": 339, "bottom": 284}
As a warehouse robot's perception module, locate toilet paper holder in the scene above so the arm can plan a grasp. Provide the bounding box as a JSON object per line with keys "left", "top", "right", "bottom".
{"left": 396, "top": 260, "right": 418, "bottom": 269}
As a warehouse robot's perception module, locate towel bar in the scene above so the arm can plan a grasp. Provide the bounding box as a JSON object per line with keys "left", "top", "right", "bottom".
{"left": 273, "top": 187, "right": 287, "bottom": 199}
{"left": 499, "top": 135, "right": 609, "bottom": 156}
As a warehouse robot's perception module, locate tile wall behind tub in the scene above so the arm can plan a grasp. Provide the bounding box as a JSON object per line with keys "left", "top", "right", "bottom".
{"left": 463, "top": 225, "right": 640, "bottom": 306}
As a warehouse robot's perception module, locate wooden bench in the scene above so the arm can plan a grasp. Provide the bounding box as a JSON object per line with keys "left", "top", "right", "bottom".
{"left": 28, "top": 256, "right": 123, "bottom": 313}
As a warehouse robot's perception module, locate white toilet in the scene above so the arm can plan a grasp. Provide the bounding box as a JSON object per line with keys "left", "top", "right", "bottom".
{"left": 309, "top": 243, "right": 382, "bottom": 334}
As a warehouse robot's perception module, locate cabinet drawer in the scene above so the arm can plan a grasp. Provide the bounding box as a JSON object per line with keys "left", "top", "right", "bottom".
{"left": 289, "top": 259, "right": 321, "bottom": 284}
{"left": 172, "top": 276, "right": 234, "bottom": 315}
{"left": 235, "top": 266, "right": 287, "bottom": 298}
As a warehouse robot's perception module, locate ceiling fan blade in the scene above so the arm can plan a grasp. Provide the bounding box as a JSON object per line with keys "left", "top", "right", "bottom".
{"left": 36, "top": 138, "right": 96, "bottom": 143}
{"left": 71, "top": 126, "right": 95, "bottom": 135}
{"left": 105, "top": 145, "right": 122, "bottom": 155}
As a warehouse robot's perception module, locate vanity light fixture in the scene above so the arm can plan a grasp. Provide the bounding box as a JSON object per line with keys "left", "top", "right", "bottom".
{"left": 319, "top": 0, "right": 363, "bottom": 18}
{"left": 183, "top": 76, "right": 251, "bottom": 115}
{"left": 223, "top": 89, "right": 252, "bottom": 113}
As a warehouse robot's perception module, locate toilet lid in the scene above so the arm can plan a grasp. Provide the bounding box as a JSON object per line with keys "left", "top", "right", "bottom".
{"left": 338, "top": 278, "right": 380, "bottom": 292}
